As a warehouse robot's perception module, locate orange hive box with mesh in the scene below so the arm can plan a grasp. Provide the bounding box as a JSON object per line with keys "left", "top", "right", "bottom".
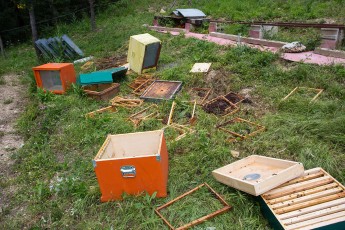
{"left": 32, "top": 63, "right": 76, "bottom": 94}
{"left": 93, "top": 130, "right": 168, "bottom": 202}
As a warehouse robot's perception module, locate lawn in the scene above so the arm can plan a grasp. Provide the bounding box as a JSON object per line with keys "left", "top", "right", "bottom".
{"left": 1, "top": 0, "right": 345, "bottom": 229}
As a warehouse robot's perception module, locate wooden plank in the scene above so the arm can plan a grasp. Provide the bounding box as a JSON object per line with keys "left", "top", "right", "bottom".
{"left": 297, "top": 215, "right": 345, "bottom": 230}
{"left": 282, "top": 203, "right": 345, "bottom": 225}
{"left": 268, "top": 183, "right": 339, "bottom": 205}
{"left": 263, "top": 176, "right": 333, "bottom": 200}
{"left": 278, "top": 197, "right": 345, "bottom": 220}
{"left": 286, "top": 210, "right": 345, "bottom": 230}
{"left": 274, "top": 171, "right": 324, "bottom": 189}
{"left": 275, "top": 191, "right": 345, "bottom": 215}
{"left": 271, "top": 187, "right": 343, "bottom": 209}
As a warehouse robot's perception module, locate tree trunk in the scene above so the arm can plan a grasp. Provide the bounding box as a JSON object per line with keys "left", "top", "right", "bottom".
{"left": 0, "top": 35, "right": 5, "bottom": 58}
{"left": 28, "top": 0, "right": 41, "bottom": 60}
{"left": 89, "top": 0, "right": 96, "bottom": 31}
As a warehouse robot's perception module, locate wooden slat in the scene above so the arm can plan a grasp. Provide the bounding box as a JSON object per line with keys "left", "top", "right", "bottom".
{"left": 279, "top": 197, "right": 345, "bottom": 220}
{"left": 271, "top": 187, "right": 344, "bottom": 209}
{"left": 268, "top": 183, "right": 339, "bottom": 205}
{"left": 286, "top": 210, "right": 345, "bottom": 230}
{"left": 282, "top": 203, "right": 345, "bottom": 225}
{"left": 297, "top": 215, "right": 345, "bottom": 230}
{"left": 275, "top": 171, "right": 324, "bottom": 189}
{"left": 263, "top": 176, "right": 333, "bottom": 200}
{"left": 275, "top": 191, "right": 345, "bottom": 214}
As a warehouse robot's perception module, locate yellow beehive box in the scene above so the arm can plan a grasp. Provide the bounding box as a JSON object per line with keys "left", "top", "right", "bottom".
{"left": 127, "top": 33, "right": 161, "bottom": 74}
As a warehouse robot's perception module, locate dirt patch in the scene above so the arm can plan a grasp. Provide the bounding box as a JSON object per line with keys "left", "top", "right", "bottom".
{"left": 203, "top": 98, "right": 232, "bottom": 115}
{"left": 0, "top": 74, "right": 26, "bottom": 214}
{"left": 224, "top": 92, "right": 243, "bottom": 104}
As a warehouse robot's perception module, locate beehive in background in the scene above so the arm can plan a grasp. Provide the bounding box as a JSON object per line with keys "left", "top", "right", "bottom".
{"left": 93, "top": 130, "right": 168, "bottom": 202}
{"left": 127, "top": 33, "right": 161, "bottom": 74}
{"left": 32, "top": 63, "right": 76, "bottom": 94}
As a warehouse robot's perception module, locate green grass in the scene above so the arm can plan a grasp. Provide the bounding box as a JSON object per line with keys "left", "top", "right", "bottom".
{"left": 1, "top": 0, "right": 345, "bottom": 229}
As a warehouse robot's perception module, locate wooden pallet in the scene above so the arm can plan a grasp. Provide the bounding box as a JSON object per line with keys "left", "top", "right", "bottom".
{"left": 260, "top": 167, "right": 345, "bottom": 230}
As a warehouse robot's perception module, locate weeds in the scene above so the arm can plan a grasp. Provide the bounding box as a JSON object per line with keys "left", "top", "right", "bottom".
{"left": 1, "top": 0, "right": 345, "bottom": 229}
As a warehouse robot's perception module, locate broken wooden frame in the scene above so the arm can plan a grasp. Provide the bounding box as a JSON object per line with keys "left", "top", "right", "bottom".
{"left": 203, "top": 96, "right": 240, "bottom": 117}
{"left": 189, "top": 87, "right": 212, "bottom": 105}
{"left": 128, "top": 104, "right": 159, "bottom": 127}
{"left": 155, "top": 182, "right": 231, "bottom": 230}
{"left": 282, "top": 87, "right": 324, "bottom": 102}
{"left": 85, "top": 106, "right": 117, "bottom": 118}
{"left": 167, "top": 100, "right": 198, "bottom": 126}
{"left": 223, "top": 92, "right": 245, "bottom": 105}
{"left": 110, "top": 96, "right": 143, "bottom": 108}
{"left": 216, "top": 117, "right": 265, "bottom": 142}
{"left": 162, "top": 123, "right": 195, "bottom": 142}
{"left": 127, "top": 75, "right": 154, "bottom": 89}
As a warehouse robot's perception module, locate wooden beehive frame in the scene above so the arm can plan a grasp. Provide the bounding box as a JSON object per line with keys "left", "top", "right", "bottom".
{"left": 127, "top": 75, "right": 154, "bottom": 89}
{"left": 282, "top": 87, "right": 324, "bottom": 102}
{"left": 261, "top": 167, "right": 345, "bottom": 230}
{"left": 189, "top": 87, "right": 212, "bottom": 105}
{"left": 85, "top": 106, "right": 117, "bottom": 118}
{"left": 155, "top": 183, "right": 232, "bottom": 230}
{"left": 132, "top": 79, "right": 155, "bottom": 95}
{"left": 167, "top": 100, "right": 197, "bottom": 126}
{"left": 216, "top": 117, "right": 265, "bottom": 142}
{"left": 223, "top": 92, "right": 245, "bottom": 105}
{"left": 162, "top": 123, "right": 195, "bottom": 142}
{"left": 128, "top": 104, "right": 159, "bottom": 127}
{"left": 203, "top": 96, "right": 240, "bottom": 117}
{"left": 110, "top": 96, "right": 143, "bottom": 108}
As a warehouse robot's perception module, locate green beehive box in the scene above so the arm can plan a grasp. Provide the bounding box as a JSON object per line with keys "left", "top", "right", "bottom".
{"left": 79, "top": 67, "right": 127, "bottom": 85}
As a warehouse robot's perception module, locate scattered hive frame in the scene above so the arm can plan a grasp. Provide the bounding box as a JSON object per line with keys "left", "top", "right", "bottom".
{"left": 110, "top": 96, "right": 143, "bottom": 108}
{"left": 85, "top": 106, "right": 117, "bottom": 118}
{"left": 128, "top": 104, "right": 159, "bottom": 126}
{"left": 282, "top": 87, "right": 324, "bottom": 102}
{"left": 162, "top": 123, "right": 195, "bottom": 142}
{"left": 167, "top": 100, "right": 198, "bottom": 126}
{"left": 203, "top": 96, "right": 240, "bottom": 117}
{"left": 189, "top": 87, "right": 212, "bottom": 105}
{"left": 260, "top": 167, "right": 345, "bottom": 230}
{"left": 216, "top": 117, "right": 265, "bottom": 142}
{"left": 155, "top": 183, "right": 232, "bottom": 230}
{"left": 223, "top": 92, "right": 245, "bottom": 105}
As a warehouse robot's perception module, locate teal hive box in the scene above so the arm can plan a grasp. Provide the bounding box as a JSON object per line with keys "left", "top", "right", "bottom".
{"left": 79, "top": 67, "right": 127, "bottom": 85}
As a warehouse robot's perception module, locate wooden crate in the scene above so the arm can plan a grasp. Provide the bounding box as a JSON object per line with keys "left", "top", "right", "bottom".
{"left": 260, "top": 167, "right": 345, "bottom": 230}
{"left": 212, "top": 155, "right": 304, "bottom": 196}
{"left": 32, "top": 63, "right": 76, "bottom": 94}
{"left": 82, "top": 83, "right": 120, "bottom": 101}
{"left": 93, "top": 130, "right": 168, "bottom": 202}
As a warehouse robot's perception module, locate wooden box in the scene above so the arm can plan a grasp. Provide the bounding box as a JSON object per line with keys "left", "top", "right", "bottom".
{"left": 259, "top": 167, "right": 345, "bottom": 230}
{"left": 127, "top": 33, "right": 161, "bottom": 74}
{"left": 212, "top": 155, "right": 304, "bottom": 196}
{"left": 93, "top": 130, "right": 168, "bottom": 202}
{"left": 82, "top": 83, "right": 120, "bottom": 101}
{"left": 32, "top": 63, "right": 76, "bottom": 94}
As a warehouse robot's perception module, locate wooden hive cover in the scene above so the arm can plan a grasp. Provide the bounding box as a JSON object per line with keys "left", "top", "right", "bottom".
{"left": 212, "top": 155, "right": 304, "bottom": 196}
{"left": 140, "top": 80, "right": 182, "bottom": 101}
{"left": 260, "top": 167, "right": 345, "bottom": 230}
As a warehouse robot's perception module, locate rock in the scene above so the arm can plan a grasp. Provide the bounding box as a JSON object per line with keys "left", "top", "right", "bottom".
{"left": 281, "top": 42, "right": 306, "bottom": 53}
{"left": 231, "top": 150, "right": 240, "bottom": 158}
{"left": 160, "top": 9, "right": 166, "bottom": 14}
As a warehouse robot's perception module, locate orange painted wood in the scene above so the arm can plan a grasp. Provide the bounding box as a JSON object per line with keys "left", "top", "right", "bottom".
{"left": 93, "top": 130, "right": 168, "bottom": 202}
{"left": 32, "top": 63, "right": 76, "bottom": 94}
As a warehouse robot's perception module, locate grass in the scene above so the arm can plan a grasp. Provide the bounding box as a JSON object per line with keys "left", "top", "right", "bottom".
{"left": 0, "top": 0, "right": 345, "bottom": 229}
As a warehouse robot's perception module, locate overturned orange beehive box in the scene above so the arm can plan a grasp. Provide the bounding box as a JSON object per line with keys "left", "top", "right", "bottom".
{"left": 32, "top": 63, "right": 76, "bottom": 94}
{"left": 93, "top": 130, "right": 168, "bottom": 202}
